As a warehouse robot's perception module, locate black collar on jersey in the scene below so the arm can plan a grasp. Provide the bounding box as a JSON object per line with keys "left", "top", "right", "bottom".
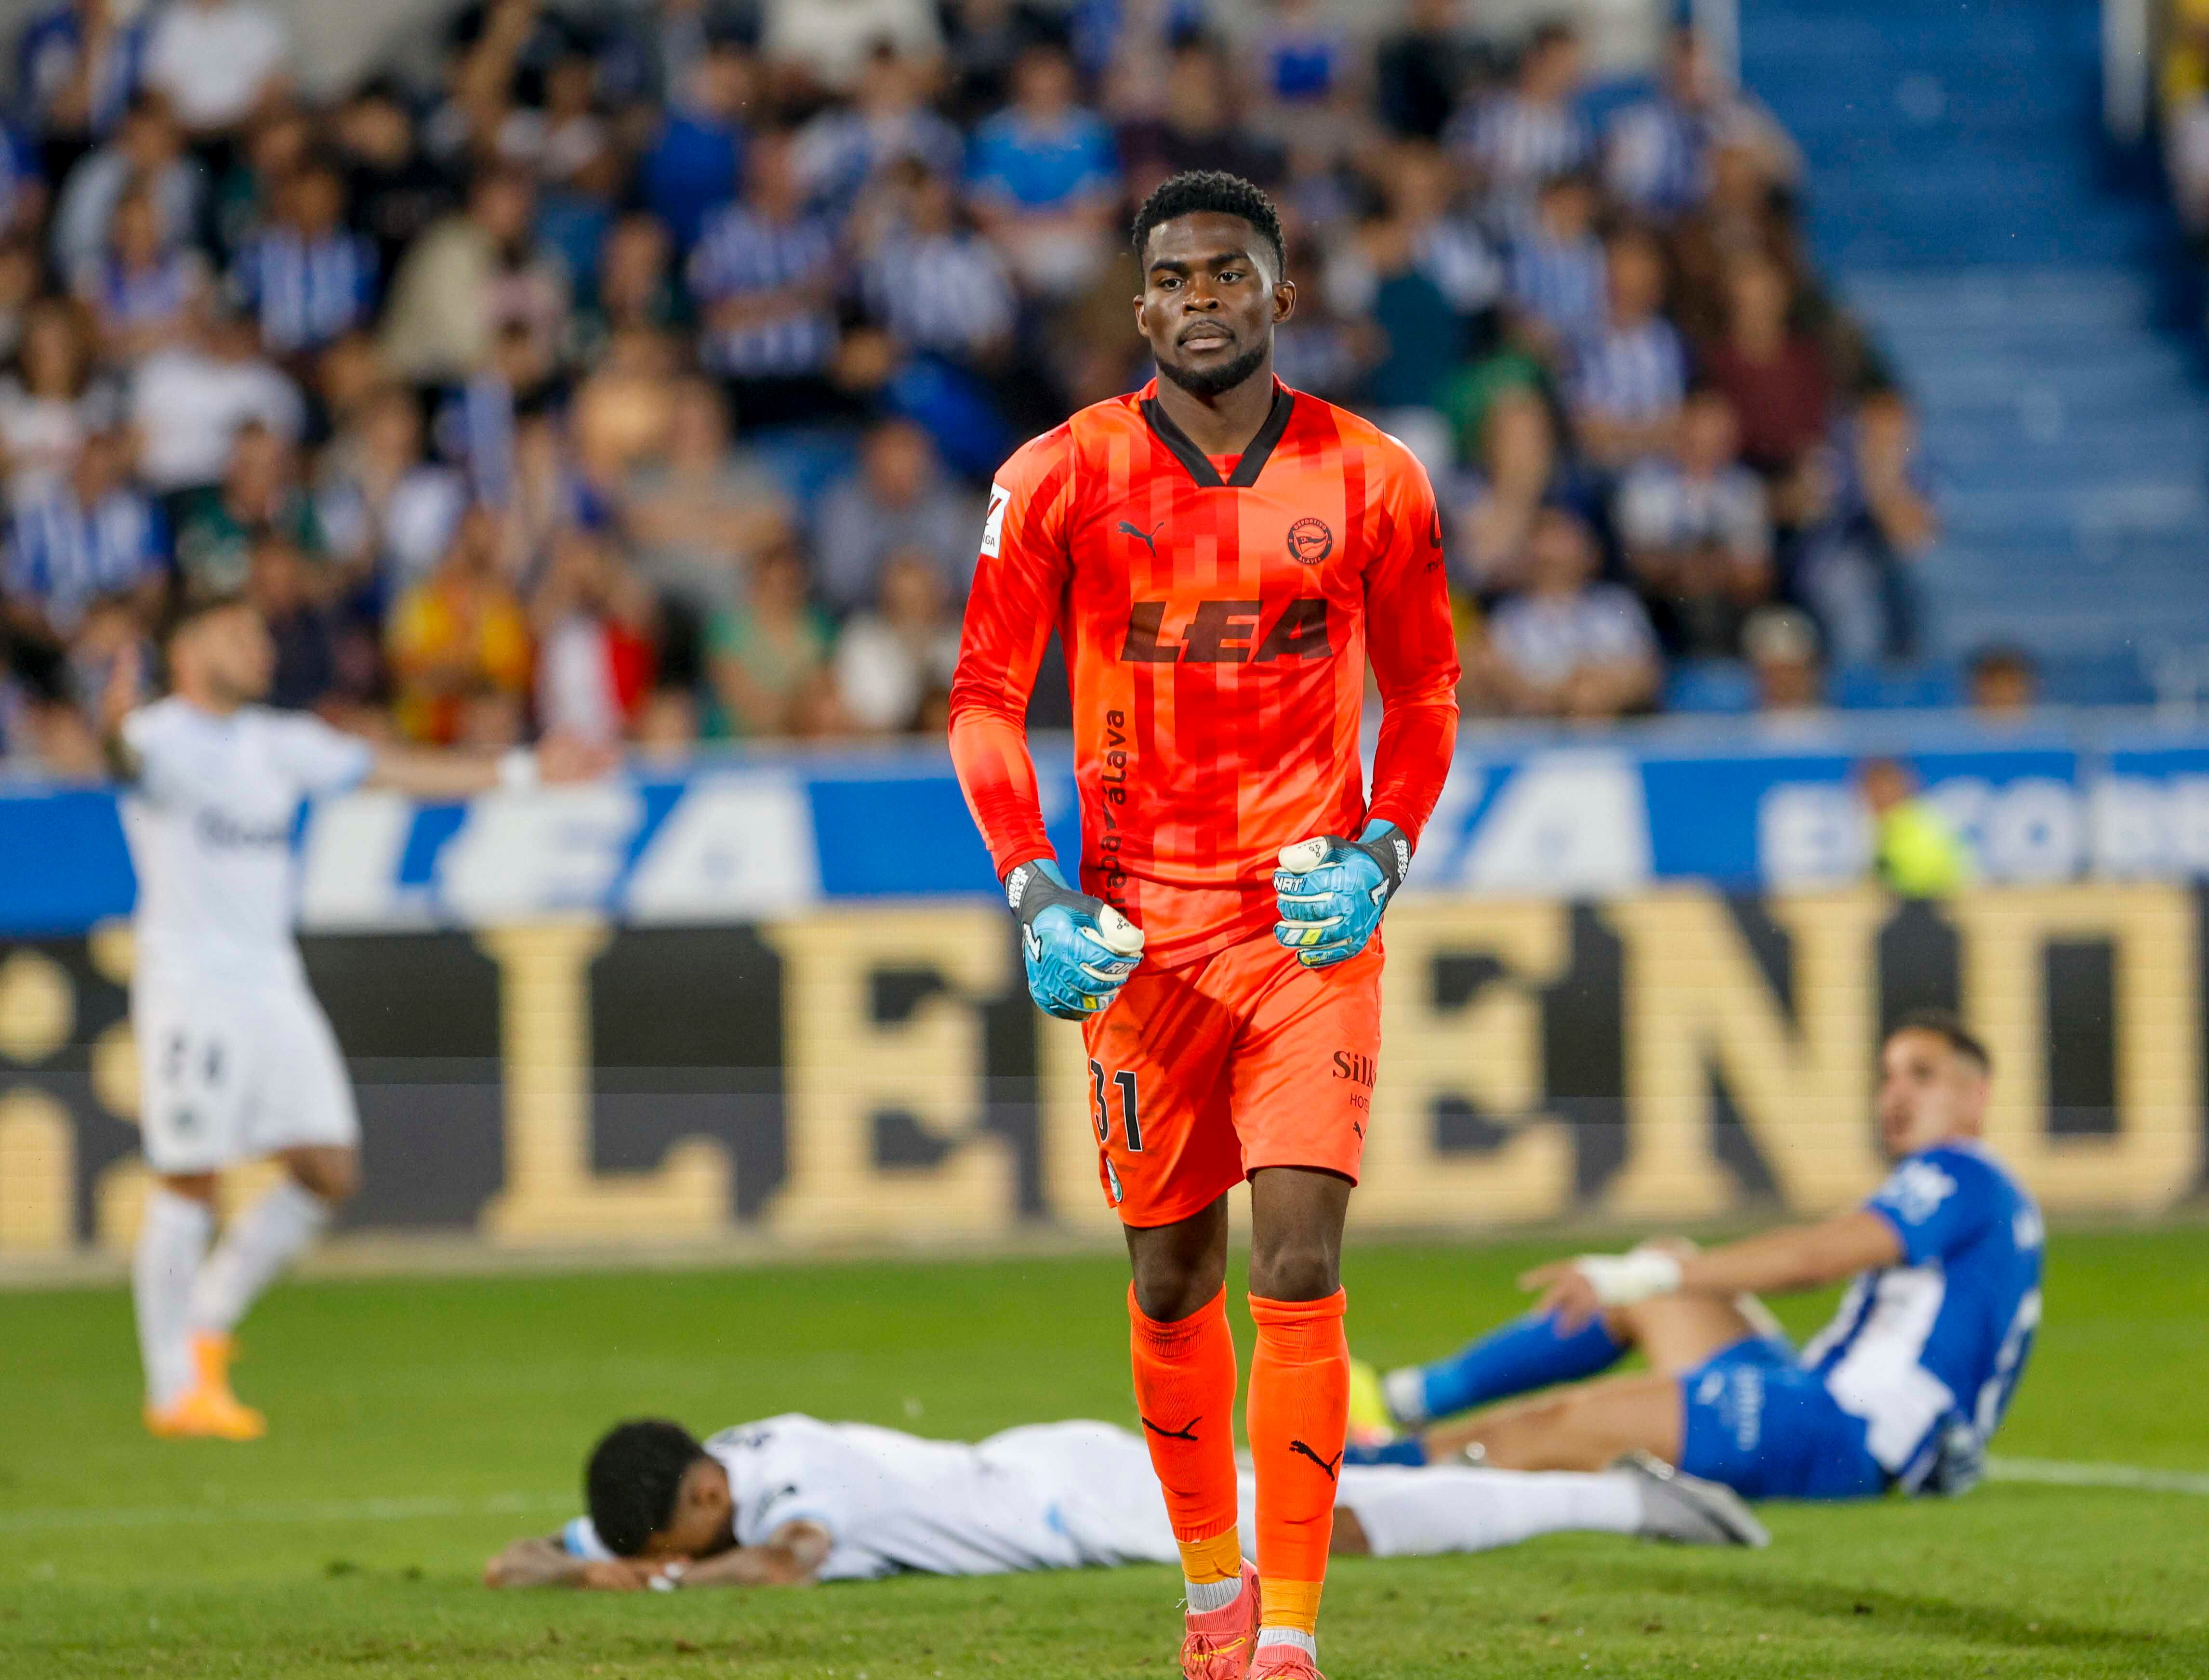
{"left": 1140, "top": 382, "right": 1296, "bottom": 489}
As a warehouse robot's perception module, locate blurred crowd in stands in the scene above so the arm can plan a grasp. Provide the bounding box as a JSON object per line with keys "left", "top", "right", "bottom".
{"left": 0, "top": 0, "right": 1954, "bottom": 776}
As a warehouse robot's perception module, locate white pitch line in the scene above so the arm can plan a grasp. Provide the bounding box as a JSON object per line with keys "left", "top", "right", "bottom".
{"left": 1984, "top": 1457, "right": 2209, "bottom": 1496}
{"left": 0, "top": 1490, "right": 573, "bottom": 1536}
{"left": 3, "top": 1458, "right": 2204, "bottom": 1538}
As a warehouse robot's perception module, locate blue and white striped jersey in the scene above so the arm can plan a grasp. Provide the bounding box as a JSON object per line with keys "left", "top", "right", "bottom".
{"left": 1603, "top": 98, "right": 1708, "bottom": 219}
{"left": 4, "top": 484, "right": 165, "bottom": 632}
{"left": 1450, "top": 92, "right": 1592, "bottom": 221}
{"left": 1569, "top": 316, "right": 1686, "bottom": 426}
{"left": 860, "top": 231, "right": 1015, "bottom": 360}
{"left": 234, "top": 228, "right": 378, "bottom": 355}
{"left": 1800, "top": 1141, "right": 2044, "bottom": 1489}
{"left": 1507, "top": 230, "right": 1604, "bottom": 342}
{"left": 688, "top": 207, "right": 840, "bottom": 378}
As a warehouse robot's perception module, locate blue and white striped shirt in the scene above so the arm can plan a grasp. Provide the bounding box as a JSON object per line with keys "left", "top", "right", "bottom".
{"left": 1507, "top": 231, "right": 1605, "bottom": 342}
{"left": 860, "top": 232, "right": 1015, "bottom": 360}
{"left": 18, "top": 2, "right": 147, "bottom": 139}
{"left": 1604, "top": 98, "right": 1708, "bottom": 219}
{"left": 794, "top": 107, "right": 965, "bottom": 217}
{"left": 83, "top": 249, "right": 203, "bottom": 338}
{"left": 439, "top": 375, "right": 516, "bottom": 510}
{"left": 1570, "top": 316, "right": 1687, "bottom": 425}
{"left": 1800, "top": 1142, "right": 2042, "bottom": 1488}
{"left": 4, "top": 485, "right": 165, "bottom": 633}
{"left": 234, "top": 228, "right": 378, "bottom": 355}
{"left": 1451, "top": 92, "right": 1592, "bottom": 220}
{"left": 688, "top": 207, "right": 840, "bottom": 378}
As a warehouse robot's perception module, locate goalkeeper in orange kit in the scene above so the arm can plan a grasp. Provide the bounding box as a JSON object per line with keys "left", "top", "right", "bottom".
{"left": 948, "top": 171, "right": 1458, "bottom": 1680}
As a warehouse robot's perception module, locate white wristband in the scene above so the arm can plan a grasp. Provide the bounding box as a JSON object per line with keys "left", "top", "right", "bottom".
{"left": 1572, "top": 1249, "right": 1683, "bottom": 1308}
{"left": 648, "top": 1560, "right": 687, "bottom": 1591}
{"left": 497, "top": 748, "right": 540, "bottom": 793}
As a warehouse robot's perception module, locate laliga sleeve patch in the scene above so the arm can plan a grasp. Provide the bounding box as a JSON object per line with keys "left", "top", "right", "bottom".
{"left": 979, "top": 483, "right": 1011, "bottom": 557}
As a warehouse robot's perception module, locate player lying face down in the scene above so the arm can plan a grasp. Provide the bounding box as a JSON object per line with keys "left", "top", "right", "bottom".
{"left": 482, "top": 1411, "right": 1765, "bottom": 1592}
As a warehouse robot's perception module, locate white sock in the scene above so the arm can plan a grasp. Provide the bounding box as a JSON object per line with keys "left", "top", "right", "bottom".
{"left": 1337, "top": 1465, "right": 1641, "bottom": 1558}
{"left": 186, "top": 1180, "right": 330, "bottom": 1333}
{"left": 134, "top": 1188, "right": 213, "bottom": 1407}
{"left": 1184, "top": 1574, "right": 1243, "bottom": 1613}
{"left": 1256, "top": 1629, "right": 1318, "bottom": 1657}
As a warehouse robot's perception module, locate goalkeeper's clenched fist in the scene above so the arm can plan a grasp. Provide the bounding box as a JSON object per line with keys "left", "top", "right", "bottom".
{"left": 1004, "top": 857, "right": 1145, "bottom": 1020}
{"left": 1272, "top": 820, "right": 1410, "bottom": 968}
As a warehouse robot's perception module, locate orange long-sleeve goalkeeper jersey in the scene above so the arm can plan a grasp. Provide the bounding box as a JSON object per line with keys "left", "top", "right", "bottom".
{"left": 948, "top": 378, "right": 1461, "bottom": 970}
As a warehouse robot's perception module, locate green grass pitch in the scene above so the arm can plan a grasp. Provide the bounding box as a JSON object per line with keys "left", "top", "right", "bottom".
{"left": 1, "top": 1227, "right": 2205, "bottom": 1678}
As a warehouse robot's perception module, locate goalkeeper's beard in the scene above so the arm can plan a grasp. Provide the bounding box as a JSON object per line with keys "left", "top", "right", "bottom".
{"left": 1157, "top": 339, "right": 1270, "bottom": 400}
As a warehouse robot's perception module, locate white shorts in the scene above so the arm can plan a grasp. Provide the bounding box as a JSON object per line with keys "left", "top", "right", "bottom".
{"left": 132, "top": 977, "right": 358, "bottom": 1175}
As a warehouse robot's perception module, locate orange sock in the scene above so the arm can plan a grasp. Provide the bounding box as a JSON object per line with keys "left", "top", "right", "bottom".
{"left": 1246, "top": 1289, "right": 1349, "bottom": 1633}
{"left": 1128, "top": 1284, "right": 1242, "bottom": 1581}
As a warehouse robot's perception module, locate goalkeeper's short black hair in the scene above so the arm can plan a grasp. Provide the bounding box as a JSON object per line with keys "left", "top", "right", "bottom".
{"left": 1131, "top": 170, "right": 1287, "bottom": 279}
{"left": 586, "top": 1419, "right": 706, "bottom": 1556}
{"left": 1888, "top": 1009, "right": 1992, "bottom": 1075}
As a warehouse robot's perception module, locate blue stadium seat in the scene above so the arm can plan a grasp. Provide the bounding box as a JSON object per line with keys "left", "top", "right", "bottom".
{"left": 1831, "top": 664, "right": 1963, "bottom": 711}
{"left": 1745, "top": 0, "right": 2209, "bottom": 679}
{"left": 2034, "top": 651, "right": 2158, "bottom": 709}
{"left": 1665, "top": 660, "right": 1758, "bottom": 715}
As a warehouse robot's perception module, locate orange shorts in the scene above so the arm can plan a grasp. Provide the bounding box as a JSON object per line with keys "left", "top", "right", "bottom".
{"left": 1078, "top": 927, "right": 1383, "bottom": 1227}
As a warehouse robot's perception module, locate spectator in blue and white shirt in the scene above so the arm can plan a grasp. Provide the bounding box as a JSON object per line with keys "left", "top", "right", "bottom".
{"left": 688, "top": 129, "right": 843, "bottom": 426}
{"left": 436, "top": 320, "right": 552, "bottom": 511}
{"left": 859, "top": 161, "right": 1015, "bottom": 370}
{"left": 74, "top": 181, "right": 207, "bottom": 362}
{"left": 1449, "top": 20, "right": 1590, "bottom": 231}
{"left": 794, "top": 45, "right": 963, "bottom": 220}
{"left": 1604, "top": 26, "right": 1718, "bottom": 223}
{"left": 1793, "top": 389, "right": 1939, "bottom": 665}
{"left": 1474, "top": 506, "right": 1659, "bottom": 720}
{"left": 233, "top": 156, "right": 377, "bottom": 358}
{"left": 1506, "top": 170, "right": 1604, "bottom": 354}
{"left": 1606, "top": 26, "right": 1801, "bottom": 224}
{"left": 1615, "top": 388, "right": 1771, "bottom": 657}
{"left": 51, "top": 91, "right": 206, "bottom": 283}
{"left": 17, "top": 0, "right": 146, "bottom": 157}
{"left": 2, "top": 427, "right": 165, "bottom": 643}
{"left": 967, "top": 43, "right": 1120, "bottom": 297}
{"left": 1569, "top": 226, "right": 1686, "bottom": 470}
{"left": 1324, "top": 142, "right": 1501, "bottom": 334}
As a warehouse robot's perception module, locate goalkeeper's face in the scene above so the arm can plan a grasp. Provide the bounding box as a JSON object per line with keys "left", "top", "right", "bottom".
{"left": 1137, "top": 211, "right": 1296, "bottom": 399}
{"left": 1876, "top": 1028, "right": 1989, "bottom": 1159}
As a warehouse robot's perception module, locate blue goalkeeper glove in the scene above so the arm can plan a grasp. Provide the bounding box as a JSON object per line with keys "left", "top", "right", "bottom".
{"left": 1272, "top": 820, "right": 1411, "bottom": 969}
{"left": 1005, "top": 857, "right": 1145, "bottom": 1020}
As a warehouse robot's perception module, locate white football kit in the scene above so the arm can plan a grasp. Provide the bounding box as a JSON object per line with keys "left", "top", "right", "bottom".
{"left": 120, "top": 697, "right": 373, "bottom": 1175}
{"left": 558, "top": 1415, "right": 1651, "bottom": 1576}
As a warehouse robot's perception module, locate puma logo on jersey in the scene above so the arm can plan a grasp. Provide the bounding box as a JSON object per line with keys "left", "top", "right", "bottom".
{"left": 1288, "top": 1440, "right": 1343, "bottom": 1481}
{"left": 1119, "top": 599, "right": 1332, "bottom": 664}
{"left": 1143, "top": 1414, "right": 1201, "bottom": 1442}
{"left": 1118, "top": 518, "right": 1165, "bottom": 556}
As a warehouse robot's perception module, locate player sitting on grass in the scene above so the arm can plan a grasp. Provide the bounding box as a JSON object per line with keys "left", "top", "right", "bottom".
{"left": 1344, "top": 1012, "right": 2043, "bottom": 1502}
{"left": 483, "top": 1410, "right": 1766, "bottom": 1590}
